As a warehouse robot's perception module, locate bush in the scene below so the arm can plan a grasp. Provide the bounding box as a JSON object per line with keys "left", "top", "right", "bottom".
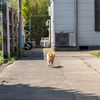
{"left": 10, "top": 49, "right": 19, "bottom": 59}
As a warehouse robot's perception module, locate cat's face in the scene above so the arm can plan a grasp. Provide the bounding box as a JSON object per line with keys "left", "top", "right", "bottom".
{"left": 48, "top": 52, "right": 53, "bottom": 59}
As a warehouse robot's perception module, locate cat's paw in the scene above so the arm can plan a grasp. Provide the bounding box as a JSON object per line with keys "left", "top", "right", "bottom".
{"left": 47, "top": 64, "right": 50, "bottom": 67}
{"left": 51, "top": 64, "right": 54, "bottom": 66}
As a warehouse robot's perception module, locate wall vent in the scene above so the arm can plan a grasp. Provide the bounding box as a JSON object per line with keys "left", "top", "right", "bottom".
{"left": 55, "top": 33, "right": 69, "bottom": 46}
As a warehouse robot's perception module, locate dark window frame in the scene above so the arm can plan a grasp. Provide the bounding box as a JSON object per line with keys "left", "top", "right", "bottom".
{"left": 95, "top": 0, "right": 100, "bottom": 31}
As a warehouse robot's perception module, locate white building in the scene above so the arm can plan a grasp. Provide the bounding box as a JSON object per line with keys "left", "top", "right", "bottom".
{"left": 49, "top": 0, "right": 100, "bottom": 50}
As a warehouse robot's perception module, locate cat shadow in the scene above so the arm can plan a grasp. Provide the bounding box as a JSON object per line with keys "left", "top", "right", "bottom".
{"left": 52, "top": 65, "right": 64, "bottom": 69}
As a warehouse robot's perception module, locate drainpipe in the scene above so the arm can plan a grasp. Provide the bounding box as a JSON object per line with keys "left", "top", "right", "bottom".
{"left": 51, "top": 0, "right": 55, "bottom": 51}
{"left": 75, "top": 0, "right": 78, "bottom": 46}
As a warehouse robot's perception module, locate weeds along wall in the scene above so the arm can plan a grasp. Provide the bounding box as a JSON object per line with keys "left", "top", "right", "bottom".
{"left": 2, "top": 1, "right": 18, "bottom": 58}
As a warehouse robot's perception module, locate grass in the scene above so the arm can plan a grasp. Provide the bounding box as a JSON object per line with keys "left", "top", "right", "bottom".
{"left": 78, "top": 56, "right": 85, "bottom": 60}
{"left": 32, "top": 52, "right": 35, "bottom": 54}
{"left": 1, "top": 80, "right": 9, "bottom": 83}
{"left": 22, "top": 49, "right": 25, "bottom": 54}
{"left": 0, "top": 51, "right": 5, "bottom": 64}
{"left": 84, "top": 62, "right": 100, "bottom": 74}
{"left": 9, "top": 57, "right": 16, "bottom": 63}
{"left": 0, "top": 48, "right": 25, "bottom": 67}
{"left": 73, "top": 99, "right": 77, "bottom": 100}
{"left": 39, "top": 48, "right": 42, "bottom": 50}
{"left": 90, "top": 52, "right": 100, "bottom": 57}
{"left": 84, "top": 62, "right": 92, "bottom": 67}
{"left": 94, "top": 69, "right": 97, "bottom": 71}
{"left": 87, "top": 64, "right": 92, "bottom": 67}
{"left": 0, "top": 37, "right": 2, "bottom": 51}
{"left": 0, "top": 34, "right": 26, "bottom": 66}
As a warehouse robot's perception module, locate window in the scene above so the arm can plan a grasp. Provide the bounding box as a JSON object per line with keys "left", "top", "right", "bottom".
{"left": 95, "top": 0, "right": 100, "bottom": 31}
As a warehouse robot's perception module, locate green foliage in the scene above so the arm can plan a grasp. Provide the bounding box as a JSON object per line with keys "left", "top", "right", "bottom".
{"left": 22, "top": 0, "right": 30, "bottom": 25}
{"left": 22, "top": 0, "right": 50, "bottom": 23}
{"left": 84, "top": 62, "right": 92, "bottom": 67}
{"left": 1, "top": 80, "right": 9, "bottom": 83}
{"left": 9, "top": 0, "right": 25, "bottom": 10}
{"left": 0, "top": 51, "right": 5, "bottom": 64}
{"left": 9, "top": 49, "right": 26, "bottom": 63}
{"left": 10, "top": 49, "right": 19, "bottom": 61}
{"left": 87, "top": 64, "right": 92, "bottom": 67}
{"left": 32, "top": 52, "right": 35, "bottom": 54}
{"left": 0, "top": 51, "right": 3, "bottom": 57}
{"left": 0, "top": 15, "right": 2, "bottom": 51}
{"left": 96, "top": 52, "right": 100, "bottom": 57}
{"left": 22, "top": 0, "right": 50, "bottom": 43}
{"left": 0, "top": 56, "right": 5, "bottom": 63}
{"left": 0, "top": 2, "right": 6, "bottom": 13}
{"left": 90, "top": 52, "right": 100, "bottom": 57}
{"left": 9, "top": 0, "right": 50, "bottom": 44}
{"left": 84, "top": 61, "right": 100, "bottom": 74}
{"left": 0, "top": 37, "right": 2, "bottom": 50}
{"left": 9, "top": 0, "right": 18, "bottom": 10}
{"left": 9, "top": 57, "right": 15, "bottom": 63}
{"left": 90, "top": 52, "right": 97, "bottom": 56}
{"left": 78, "top": 56, "right": 85, "bottom": 60}
{"left": 84, "top": 62, "right": 87, "bottom": 64}
{"left": 73, "top": 99, "right": 77, "bottom": 100}
{"left": 9, "top": 49, "right": 19, "bottom": 64}
{"left": 10, "top": 51, "right": 18, "bottom": 58}
{"left": 0, "top": 25, "right": 2, "bottom": 33}
{"left": 22, "top": 49, "right": 25, "bottom": 54}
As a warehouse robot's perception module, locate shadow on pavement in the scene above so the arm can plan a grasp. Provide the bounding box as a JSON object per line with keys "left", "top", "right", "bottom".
{"left": 0, "top": 84, "right": 100, "bottom": 100}
{"left": 20, "top": 48, "right": 45, "bottom": 60}
{"left": 52, "top": 66, "right": 64, "bottom": 69}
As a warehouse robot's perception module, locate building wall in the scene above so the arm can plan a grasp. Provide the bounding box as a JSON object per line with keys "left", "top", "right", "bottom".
{"left": 54, "top": 0, "right": 75, "bottom": 32}
{"left": 78, "top": 0, "right": 100, "bottom": 46}
{"left": 54, "top": 0, "right": 100, "bottom": 46}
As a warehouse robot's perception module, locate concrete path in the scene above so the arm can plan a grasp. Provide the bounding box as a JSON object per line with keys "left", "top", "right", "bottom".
{"left": 0, "top": 48, "right": 100, "bottom": 100}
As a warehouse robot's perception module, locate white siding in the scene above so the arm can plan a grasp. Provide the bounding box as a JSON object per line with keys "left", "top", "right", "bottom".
{"left": 54, "top": 0, "right": 100, "bottom": 46}
{"left": 78, "top": 0, "right": 100, "bottom": 46}
{"left": 54, "top": 0, "right": 75, "bottom": 32}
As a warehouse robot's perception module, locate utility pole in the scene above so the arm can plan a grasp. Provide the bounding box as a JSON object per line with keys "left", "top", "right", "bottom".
{"left": 18, "top": 0, "right": 22, "bottom": 57}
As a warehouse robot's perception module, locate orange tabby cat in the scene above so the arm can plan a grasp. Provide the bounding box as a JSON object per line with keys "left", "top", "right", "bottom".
{"left": 47, "top": 51, "right": 55, "bottom": 67}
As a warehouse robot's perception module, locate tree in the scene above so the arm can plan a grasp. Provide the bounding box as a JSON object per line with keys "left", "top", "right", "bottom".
{"left": 9, "top": 0, "right": 50, "bottom": 45}
{"left": 9, "top": 0, "right": 25, "bottom": 11}
{"left": 9, "top": 0, "right": 18, "bottom": 10}
{"left": 22, "top": 0, "right": 50, "bottom": 45}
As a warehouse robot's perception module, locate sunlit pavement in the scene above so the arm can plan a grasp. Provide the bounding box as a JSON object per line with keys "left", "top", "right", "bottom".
{"left": 0, "top": 48, "right": 100, "bottom": 100}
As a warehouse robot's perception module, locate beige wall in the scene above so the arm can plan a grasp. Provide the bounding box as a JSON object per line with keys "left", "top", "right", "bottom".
{"left": 54, "top": 0, "right": 100, "bottom": 46}
{"left": 54, "top": 0, "right": 75, "bottom": 32}
{"left": 78, "top": 0, "right": 100, "bottom": 46}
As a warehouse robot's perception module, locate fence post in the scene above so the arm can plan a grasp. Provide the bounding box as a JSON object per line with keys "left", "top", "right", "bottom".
{"left": 2, "top": 1, "right": 19, "bottom": 58}
{"left": 15, "top": 9, "right": 18, "bottom": 50}
{"left": 11, "top": 6, "right": 14, "bottom": 52}
{"left": 6, "top": 1, "right": 10, "bottom": 58}
{"left": 18, "top": 0, "right": 22, "bottom": 57}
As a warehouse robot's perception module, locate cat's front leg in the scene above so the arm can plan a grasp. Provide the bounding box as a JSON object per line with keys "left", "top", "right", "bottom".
{"left": 51, "top": 61, "right": 54, "bottom": 66}
{"left": 47, "top": 60, "right": 50, "bottom": 67}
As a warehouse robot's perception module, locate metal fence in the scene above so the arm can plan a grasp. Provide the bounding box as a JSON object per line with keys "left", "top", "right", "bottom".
{"left": 29, "top": 15, "right": 50, "bottom": 47}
